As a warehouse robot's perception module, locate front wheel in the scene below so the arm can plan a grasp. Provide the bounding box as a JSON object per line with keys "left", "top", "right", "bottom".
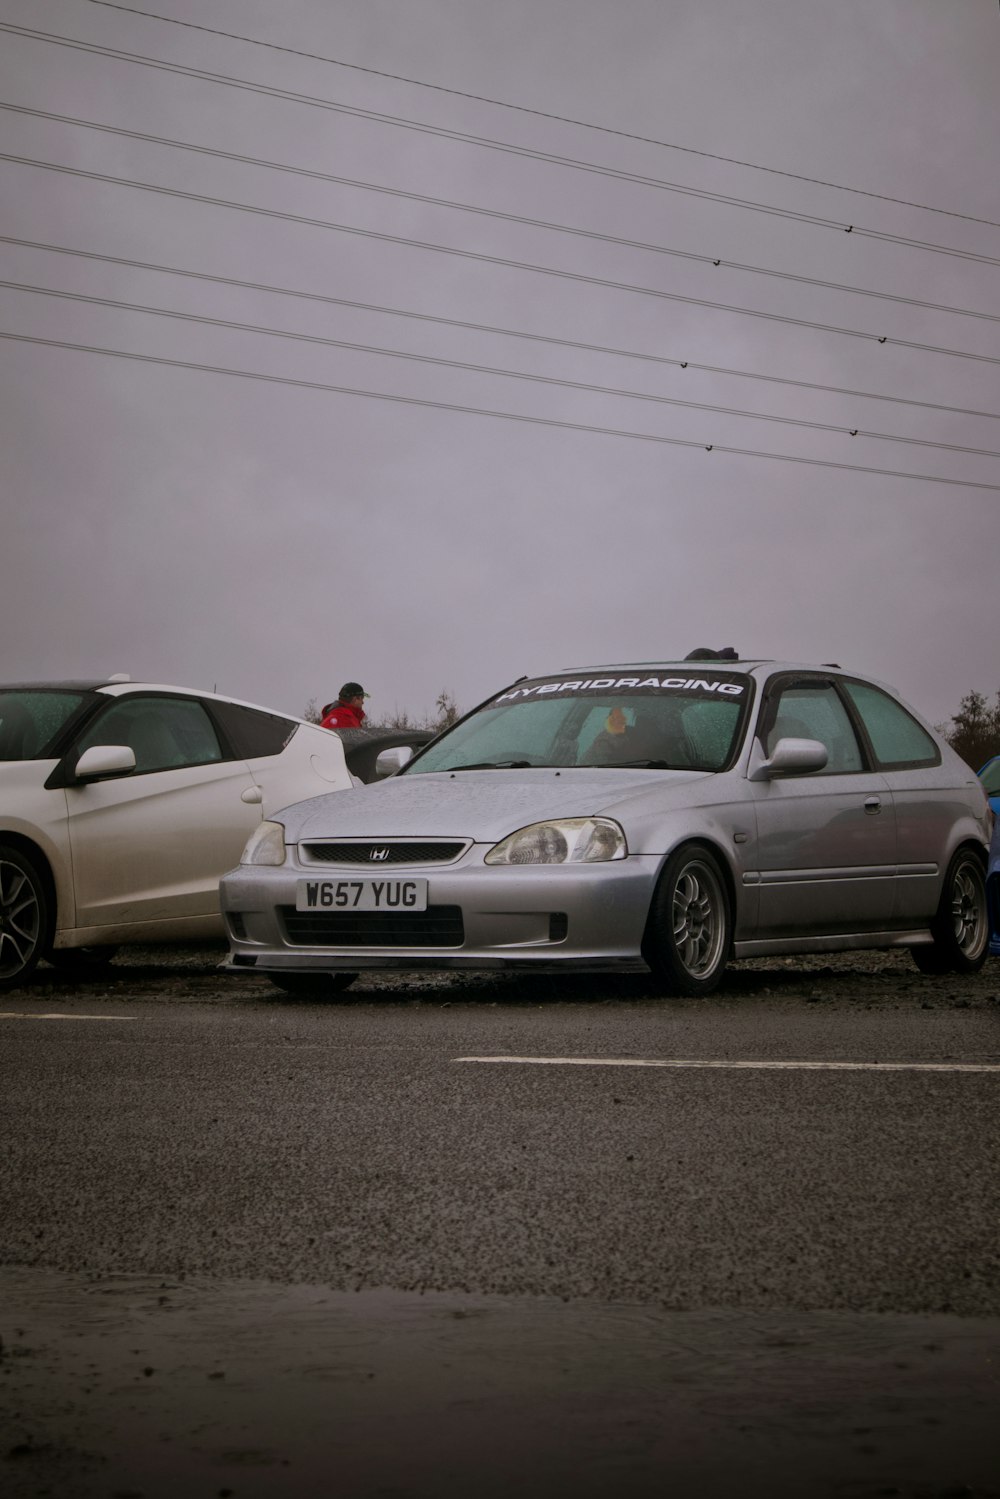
{"left": 643, "top": 846, "right": 731, "bottom": 996}
{"left": 266, "top": 972, "right": 357, "bottom": 999}
{"left": 0, "top": 843, "right": 51, "bottom": 991}
{"left": 910, "top": 849, "right": 988, "bottom": 975}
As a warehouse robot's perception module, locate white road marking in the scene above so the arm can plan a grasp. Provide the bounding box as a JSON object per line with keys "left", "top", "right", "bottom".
{"left": 454, "top": 1055, "right": 1000, "bottom": 1074}
{"left": 0, "top": 1012, "right": 137, "bottom": 1022}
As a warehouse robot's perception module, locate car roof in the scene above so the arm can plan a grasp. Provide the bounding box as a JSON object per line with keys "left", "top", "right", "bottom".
{"left": 1, "top": 679, "right": 114, "bottom": 691}
{"left": 0, "top": 679, "right": 311, "bottom": 725}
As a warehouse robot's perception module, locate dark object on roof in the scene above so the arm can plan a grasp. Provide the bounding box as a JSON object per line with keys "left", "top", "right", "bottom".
{"left": 684, "top": 647, "right": 739, "bottom": 662}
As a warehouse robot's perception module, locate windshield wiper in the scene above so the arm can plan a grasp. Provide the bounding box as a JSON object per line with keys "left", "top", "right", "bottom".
{"left": 447, "top": 760, "right": 535, "bottom": 771}
{"left": 603, "top": 758, "right": 673, "bottom": 769}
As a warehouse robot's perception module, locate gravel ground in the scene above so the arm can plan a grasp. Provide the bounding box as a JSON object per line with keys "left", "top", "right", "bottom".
{"left": 20, "top": 940, "right": 1000, "bottom": 1011}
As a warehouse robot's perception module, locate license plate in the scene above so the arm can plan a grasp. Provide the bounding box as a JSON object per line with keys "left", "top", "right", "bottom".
{"left": 295, "top": 878, "right": 428, "bottom": 913}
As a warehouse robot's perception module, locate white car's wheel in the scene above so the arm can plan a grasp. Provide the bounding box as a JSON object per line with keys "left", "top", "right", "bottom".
{"left": 643, "top": 845, "right": 731, "bottom": 996}
{"left": 0, "top": 843, "right": 50, "bottom": 991}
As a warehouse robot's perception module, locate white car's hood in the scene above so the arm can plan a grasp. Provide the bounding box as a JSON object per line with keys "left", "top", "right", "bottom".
{"left": 277, "top": 767, "right": 709, "bottom": 843}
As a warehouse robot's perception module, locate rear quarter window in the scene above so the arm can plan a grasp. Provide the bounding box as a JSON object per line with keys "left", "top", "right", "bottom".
{"left": 208, "top": 700, "right": 298, "bottom": 759}
{"left": 842, "top": 680, "right": 940, "bottom": 770}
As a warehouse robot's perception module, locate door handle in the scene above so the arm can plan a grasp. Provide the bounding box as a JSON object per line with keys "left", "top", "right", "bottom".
{"left": 241, "top": 786, "right": 263, "bottom": 805}
{"left": 864, "top": 797, "right": 881, "bottom": 814}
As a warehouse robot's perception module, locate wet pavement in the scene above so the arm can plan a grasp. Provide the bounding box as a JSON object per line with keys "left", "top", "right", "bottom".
{"left": 3, "top": 1266, "right": 999, "bottom": 1499}
{"left": 3, "top": 946, "right": 1000, "bottom": 1496}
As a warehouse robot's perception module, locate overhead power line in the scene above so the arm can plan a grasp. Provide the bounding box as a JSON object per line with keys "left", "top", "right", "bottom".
{"left": 3, "top": 329, "right": 996, "bottom": 491}
{"left": 2, "top": 21, "right": 997, "bottom": 268}
{"left": 6, "top": 233, "right": 994, "bottom": 422}
{"left": 83, "top": 0, "right": 1000, "bottom": 232}
{"left": 5, "top": 153, "right": 997, "bottom": 367}
{"left": 7, "top": 277, "right": 997, "bottom": 458}
{"left": 3, "top": 101, "right": 994, "bottom": 326}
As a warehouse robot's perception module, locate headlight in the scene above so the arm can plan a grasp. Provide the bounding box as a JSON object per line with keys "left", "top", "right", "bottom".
{"left": 485, "top": 818, "right": 627, "bottom": 865}
{"left": 240, "top": 820, "right": 286, "bottom": 866}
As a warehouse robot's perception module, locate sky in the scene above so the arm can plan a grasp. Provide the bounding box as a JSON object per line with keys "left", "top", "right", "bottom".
{"left": 1, "top": 0, "right": 998, "bottom": 731}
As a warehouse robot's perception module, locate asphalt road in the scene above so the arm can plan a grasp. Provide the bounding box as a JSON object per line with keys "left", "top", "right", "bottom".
{"left": 2, "top": 946, "right": 999, "bottom": 1497}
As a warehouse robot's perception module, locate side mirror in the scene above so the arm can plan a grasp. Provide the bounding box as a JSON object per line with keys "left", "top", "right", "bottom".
{"left": 374, "top": 745, "right": 414, "bottom": 779}
{"left": 750, "top": 736, "right": 828, "bottom": 781}
{"left": 73, "top": 745, "right": 137, "bottom": 782}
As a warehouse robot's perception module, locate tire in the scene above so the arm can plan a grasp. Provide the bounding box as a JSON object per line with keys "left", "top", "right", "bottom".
{"left": 0, "top": 842, "right": 51, "bottom": 992}
{"left": 910, "top": 848, "right": 988, "bottom": 976}
{"left": 643, "top": 845, "right": 732, "bottom": 996}
{"left": 47, "top": 946, "right": 119, "bottom": 973}
{"left": 266, "top": 972, "right": 357, "bottom": 999}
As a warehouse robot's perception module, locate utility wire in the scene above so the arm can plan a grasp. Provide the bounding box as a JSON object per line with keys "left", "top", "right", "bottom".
{"left": 3, "top": 101, "right": 995, "bottom": 325}
{"left": 7, "top": 278, "right": 997, "bottom": 458}
{"left": 5, "top": 153, "right": 998, "bottom": 367}
{"left": 3, "top": 328, "right": 996, "bottom": 491}
{"left": 3, "top": 21, "right": 997, "bottom": 268}
{"left": 80, "top": 0, "right": 1000, "bottom": 232}
{"left": 5, "top": 233, "right": 995, "bottom": 422}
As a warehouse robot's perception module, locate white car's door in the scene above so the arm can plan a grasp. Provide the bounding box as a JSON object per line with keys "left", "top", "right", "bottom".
{"left": 65, "top": 694, "right": 261, "bottom": 929}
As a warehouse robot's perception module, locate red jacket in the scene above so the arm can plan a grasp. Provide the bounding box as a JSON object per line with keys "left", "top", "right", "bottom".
{"left": 321, "top": 702, "right": 366, "bottom": 730}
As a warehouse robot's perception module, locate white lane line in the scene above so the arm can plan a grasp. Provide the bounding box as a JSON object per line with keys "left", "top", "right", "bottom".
{"left": 0, "top": 1012, "right": 137, "bottom": 1022}
{"left": 454, "top": 1056, "right": 1000, "bottom": 1073}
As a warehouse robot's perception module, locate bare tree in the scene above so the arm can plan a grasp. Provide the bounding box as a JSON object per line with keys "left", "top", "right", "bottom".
{"left": 943, "top": 689, "right": 1000, "bottom": 770}
{"left": 435, "top": 690, "right": 460, "bottom": 730}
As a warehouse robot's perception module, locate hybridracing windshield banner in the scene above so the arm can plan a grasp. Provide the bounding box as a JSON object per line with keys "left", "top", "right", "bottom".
{"left": 492, "top": 673, "right": 748, "bottom": 704}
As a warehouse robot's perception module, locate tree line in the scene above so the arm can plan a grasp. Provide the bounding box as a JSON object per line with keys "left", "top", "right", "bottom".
{"left": 942, "top": 690, "right": 1000, "bottom": 771}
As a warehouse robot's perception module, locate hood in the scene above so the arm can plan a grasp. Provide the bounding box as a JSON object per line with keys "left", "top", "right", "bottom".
{"left": 276, "top": 766, "right": 709, "bottom": 843}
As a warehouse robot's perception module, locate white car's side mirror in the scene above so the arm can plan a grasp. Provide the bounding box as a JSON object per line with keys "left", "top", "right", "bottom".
{"left": 374, "top": 745, "right": 414, "bottom": 778}
{"left": 73, "top": 745, "right": 137, "bottom": 782}
{"left": 750, "top": 736, "right": 829, "bottom": 781}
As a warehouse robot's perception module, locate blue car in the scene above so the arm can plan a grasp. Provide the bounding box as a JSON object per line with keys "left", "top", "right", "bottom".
{"left": 978, "top": 754, "right": 1000, "bottom": 815}
{"left": 989, "top": 816, "right": 1000, "bottom": 957}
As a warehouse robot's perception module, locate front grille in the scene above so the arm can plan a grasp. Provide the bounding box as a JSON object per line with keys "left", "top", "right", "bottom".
{"left": 302, "top": 840, "right": 467, "bottom": 866}
{"left": 280, "top": 906, "right": 464, "bottom": 948}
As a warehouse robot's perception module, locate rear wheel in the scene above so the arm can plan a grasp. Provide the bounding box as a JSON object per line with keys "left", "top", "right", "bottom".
{"left": 910, "top": 848, "right": 988, "bottom": 975}
{"left": 0, "top": 843, "right": 51, "bottom": 991}
{"left": 266, "top": 972, "right": 357, "bottom": 998}
{"left": 643, "top": 845, "right": 731, "bottom": 996}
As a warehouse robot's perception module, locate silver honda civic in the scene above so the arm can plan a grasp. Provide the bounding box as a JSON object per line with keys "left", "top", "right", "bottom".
{"left": 220, "top": 654, "right": 991, "bottom": 997}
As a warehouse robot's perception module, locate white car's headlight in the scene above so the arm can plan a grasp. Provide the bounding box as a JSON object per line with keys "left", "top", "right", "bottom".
{"left": 240, "top": 820, "right": 286, "bottom": 866}
{"left": 485, "top": 818, "right": 627, "bottom": 866}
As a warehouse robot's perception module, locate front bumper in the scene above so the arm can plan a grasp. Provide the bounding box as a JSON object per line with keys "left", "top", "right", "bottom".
{"left": 220, "top": 851, "right": 660, "bottom": 974}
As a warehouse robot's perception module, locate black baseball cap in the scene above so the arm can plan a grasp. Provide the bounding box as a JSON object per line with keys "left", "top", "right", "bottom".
{"left": 340, "top": 681, "right": 367, "bottom": 699}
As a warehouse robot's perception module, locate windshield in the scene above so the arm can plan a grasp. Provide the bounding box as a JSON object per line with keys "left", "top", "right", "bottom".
{"left": 0, "top": 689, "right": 94, "bottom": 761}
{"left": 408, "top": 670, "right": 752, "bottom": 774}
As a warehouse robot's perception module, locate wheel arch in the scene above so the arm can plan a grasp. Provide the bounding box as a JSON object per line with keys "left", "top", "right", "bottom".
{"left": 0, "top": 831, "right": 57, "bottom": 921}
{"left": 641, "top": 834, "right": 738, "bottom": 952}
{"left": 647, "top": 834, "right": 739, "bottom": 920}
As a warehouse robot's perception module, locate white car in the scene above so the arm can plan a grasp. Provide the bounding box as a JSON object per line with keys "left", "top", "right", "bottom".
{"left": 0, "top": 677, "right": 352, "bottom": 988}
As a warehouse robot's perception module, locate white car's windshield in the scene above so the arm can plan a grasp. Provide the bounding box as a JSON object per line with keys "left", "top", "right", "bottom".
{"left": 0, "top": 689, "right": 93, "bottom": 761}
{"left": 408, "top": 670, "right": 752, "bottom": 774}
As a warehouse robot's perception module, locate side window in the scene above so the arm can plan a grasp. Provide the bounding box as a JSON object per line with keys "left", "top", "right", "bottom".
{"left": 76, "top": 696, "right": 223, "bottom": 774}
{"left": 208, "top": 700, "right": 297, "bottom": 759}
{"left": 842, "top": 681, "right": 940, "bottom": 769}
{"left": 764, "top": 684, "right": 863, "bottom": 773}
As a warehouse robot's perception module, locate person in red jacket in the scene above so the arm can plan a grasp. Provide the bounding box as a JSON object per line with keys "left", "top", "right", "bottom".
{"left": 320, "top": 682, "right": 368, "bottom": 730}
